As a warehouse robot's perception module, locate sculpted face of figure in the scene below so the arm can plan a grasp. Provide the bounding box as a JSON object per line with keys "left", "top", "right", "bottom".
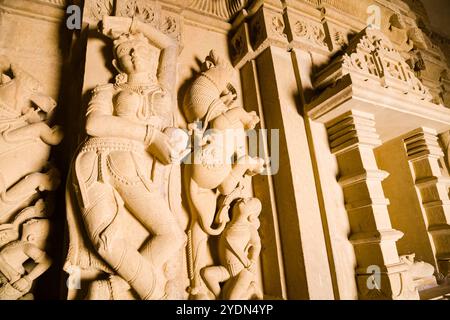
{"left": 21, "top": 219, "right": 50, "bottom": 249}
{"left": 114, "top": 34, "right": 159, "bottom": 79}
{"left": 233, "top": 198, "right": 262, "bottom": 224}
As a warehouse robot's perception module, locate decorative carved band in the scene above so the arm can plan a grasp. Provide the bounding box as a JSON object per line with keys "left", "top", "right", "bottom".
{"left": 86, "top": 0, "right": 183, "bottom": 43}
{"left": 188, "top": 0, "right": 248, "bottom": 20}
{"left": 36, "top": 0, "right": 67, "bottom": 7}
{"left": 315, "top": 28, "right": 433, "bottom": 102}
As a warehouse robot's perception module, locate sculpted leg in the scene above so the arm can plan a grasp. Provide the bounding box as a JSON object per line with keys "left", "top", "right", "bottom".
{"left": 116, "top": 186, "right": 187, "bottom": 270}
{"left": 81, "top": 186, "right": 160, "bottom": 300}
{"left": 188, "top": 223, "right": 210, "bottom": 297}
{"left": 201, "top": 266, "right": 230, "bottom": 298}
{"left": 224, "top": 269, "right": 254, "bottom": 300}
{"left": 186, "top": 180, "right": 220, "bottom": 297}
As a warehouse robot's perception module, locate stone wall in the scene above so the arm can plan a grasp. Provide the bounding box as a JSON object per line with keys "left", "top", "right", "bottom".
{"left": 0, "top": 0, "right": 449, "bottom": 300}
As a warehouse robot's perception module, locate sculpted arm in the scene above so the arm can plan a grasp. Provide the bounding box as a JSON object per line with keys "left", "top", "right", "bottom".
{"left": 102, "top": 16, "right": 177, "bottom": 93}
{"left": 85, "top": 86, "right": 145, "bottom": 140}
{"left": 86, "top": 85, "right": 174, "bottom": 164}
{"left": 129, "top": 19, "right": 177, "bottom": 93}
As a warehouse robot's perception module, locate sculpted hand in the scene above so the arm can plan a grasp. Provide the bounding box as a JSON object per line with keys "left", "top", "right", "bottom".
{"left": 244, "top": 111, "right": 260, "bottom": 130}
{"left": 220, "top": 91, "right": 237, "bottom": 107}
{"left": 238, "top": 156, "right": 265, "bottom": 176}
{"left": 246, "top": 261, "right": 257, "bottom": 274}
{"left": 39, "top": 167, "right": 61, "bottom": 192}
{"left": 101, "top": 16, "right": 133, "bottom": 38}
{"left": 23, "top": 108, "right": 43, "bottom": 124}
{"left": 12, "top": 277, "right": 32, "bottom": 292}
{"left": 148, "top": 130, "right": 174, "bottom": 165}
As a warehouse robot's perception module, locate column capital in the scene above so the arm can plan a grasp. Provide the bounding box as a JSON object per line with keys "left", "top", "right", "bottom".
{"left": 404, "top": 127, "right": 444, "bottom": 161}
{"left": 326, "top": 110, "right": 381, "bottom": 155}
{"left": 229, "top": 3, "right": 289, "bottom": 68}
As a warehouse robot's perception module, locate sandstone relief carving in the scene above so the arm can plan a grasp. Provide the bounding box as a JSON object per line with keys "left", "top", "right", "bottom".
{"left": 292, "top": 19, "right": 327, "bottom": 48}
{"left": 183, "top": 50, "right": 265, "bottom": 299}
{"left": 188, "top": 0, "right": 248, "bottom": 20}
{"left": 400, "top": 254, "right": 435, "bottom": 281}
{"left": 201, "top": 198, "right": 263, "bottom": 300}
{"left": 64, "top": 16, "right": 188, "bottom": 300}
{"left": 64, "top": 16, "right": 264, "bottom": 300}
{"left": 86, "top": 0, "right": 114, "bottom": 22}
{"left": 0, "top": 56, "right": 62, "bottom": 300}
{"left": 315, "top": 28, "right": 433, "bottom": 102}
{"left": 119, "top": 0, "right": 158, "bottom": 26}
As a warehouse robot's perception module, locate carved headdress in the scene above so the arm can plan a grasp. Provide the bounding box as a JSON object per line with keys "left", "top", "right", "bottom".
{"left": 183, "top": 50, "right": 236, "bottom": 126}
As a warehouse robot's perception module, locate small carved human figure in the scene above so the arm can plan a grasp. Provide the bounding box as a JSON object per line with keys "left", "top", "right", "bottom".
{"left": 183, "top": 50, "right": 264, "bottom": 298}
{"left": 65, "top": 16, "right": 188, "bottom": 300}
{"left": 201, "top": 198, "right": 263, "bottom": 300}
{"left": 0, "top": 217, "right": 52, "bottom": 300}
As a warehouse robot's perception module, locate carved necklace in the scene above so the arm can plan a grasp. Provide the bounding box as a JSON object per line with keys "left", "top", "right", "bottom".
{"left": 114, "top": 82, "right": 161, "bottom": 95}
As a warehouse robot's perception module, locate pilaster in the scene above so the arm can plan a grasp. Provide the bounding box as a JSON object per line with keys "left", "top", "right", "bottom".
{"left": 327, "top": 110, "right": 418, "bottom": 300}
{"left": 404, "top": 128, "right": 450, "bottom": 276}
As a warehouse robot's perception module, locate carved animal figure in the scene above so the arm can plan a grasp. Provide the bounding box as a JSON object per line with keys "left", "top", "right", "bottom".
{"left": 183, "top": 50, "right": 264, "bottom": 298}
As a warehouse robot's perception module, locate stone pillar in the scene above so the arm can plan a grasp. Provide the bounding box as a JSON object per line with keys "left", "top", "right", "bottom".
{"left": 231, "top": 0, "right": 334, "bottom": 299}
{"left": 326, "top": 110, "right": 418, "bottom": 300}
{"left": 404, "top": 128, "right": 450, "bottom": 277}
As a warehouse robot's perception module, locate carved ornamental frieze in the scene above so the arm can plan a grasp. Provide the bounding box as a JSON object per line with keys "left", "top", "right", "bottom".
{"left": 314, "top": 28, "right": 432, "bottom": 102}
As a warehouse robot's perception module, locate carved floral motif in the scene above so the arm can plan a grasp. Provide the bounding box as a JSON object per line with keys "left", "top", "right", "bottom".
{"left": 88, "top": 0, "right": 114, "bottom": 21}
{"left": 120, "top": 0, "right": 157, "bottom": 25}
{"left": 292, "top": 19, "right": 327, "bottom": 47}
{"left": 271, "top": 17, "right": 286, "bottom": 38}
{"left": 333, "top": 30, "right": 348, "bottom": 48}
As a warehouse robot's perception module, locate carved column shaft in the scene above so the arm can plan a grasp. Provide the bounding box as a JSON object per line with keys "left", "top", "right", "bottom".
{"left": 326, "top": 110, "right": 415, "bottom": 299}
{"left": 404, "top": 128, "right": 450, "bottom": 276}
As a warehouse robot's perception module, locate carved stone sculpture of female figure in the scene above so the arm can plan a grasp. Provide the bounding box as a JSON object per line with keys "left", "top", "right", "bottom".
{"left": 65, "top": 16, "right": 187, "bottom": 300}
